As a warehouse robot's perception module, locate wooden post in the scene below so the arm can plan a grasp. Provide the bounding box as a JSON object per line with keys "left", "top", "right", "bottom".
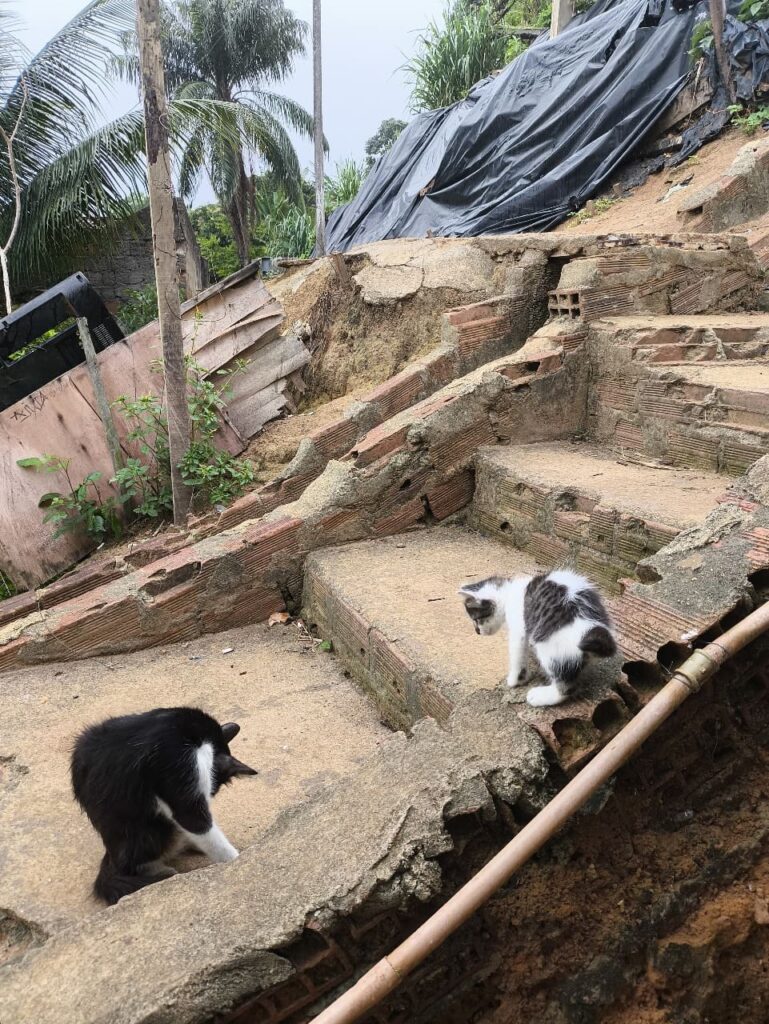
{"left": 709, "top": 0, "right": 737, "bottom": 104}
{"left": 76, "top": 318, "right": 124, "bottom": 478}
{"left": 136, "top": 0, "right": 191, "bottom": 525}
{"left": 313, "top": 0, "right": 326, "bottom": 257}
{"left": 550, "top": 0, "right": 573, "bottom": 37}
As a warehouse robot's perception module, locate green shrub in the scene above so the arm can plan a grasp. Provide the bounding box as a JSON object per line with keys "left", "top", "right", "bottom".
{"left": 17, "top": 454, "right": 123, "bottom": 543}
{"left": 117, "top": 285, "right": 159, "bottom": 334}
{"left": 689, "top": 19, "right": 713, "bottom": 61}
{"left": 0, "top": 568, "right": 17, "bottom": 600}
{"left": 739, "top": 0, "right": 769, "bottom": 20}
{"left": 728, "top": 103, "right": 769, "bottom": 135}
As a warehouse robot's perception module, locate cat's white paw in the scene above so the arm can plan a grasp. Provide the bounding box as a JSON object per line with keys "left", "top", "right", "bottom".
{"left": 507, "top": 668, "right": 527, "bottom": 688}
{"left": 526, "top": 684, "right": 567, "bottom": 708}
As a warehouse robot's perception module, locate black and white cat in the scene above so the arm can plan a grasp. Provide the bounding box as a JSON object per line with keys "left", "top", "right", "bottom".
{"left": 459, "top": 569, "right": 617, "bottom": 707}
{"left": 71, "top": 706, "right": 257, "bottom": 905}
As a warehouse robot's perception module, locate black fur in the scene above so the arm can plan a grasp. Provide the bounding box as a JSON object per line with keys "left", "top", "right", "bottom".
{"left": 579, "top": 624, "right": 617, "bottom": 657}
{"left": 549, "top": 655, "right": 584, "bottom": 695}
{"left": 71, "top": 707, "right": 257, "bottom": 905}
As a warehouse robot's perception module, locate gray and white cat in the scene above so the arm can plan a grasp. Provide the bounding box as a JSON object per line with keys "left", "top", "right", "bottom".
{"left": 459, "top": 569, "right": 617, "bottom": 707}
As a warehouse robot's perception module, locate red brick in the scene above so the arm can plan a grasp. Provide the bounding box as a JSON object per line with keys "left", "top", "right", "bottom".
{"left": 365, "top": 367, "right": 427, "bottom": 421}
{"left": 309, "top": 417, "right": 359, "bottom": 458}
{"left": 39, "top": 560, "right": 125, "bottom": 609}
{"left": 0, "top": 591, "right": 38, "bottom": 628}
{"left": 372, "top": 497, "right": 424, "bottom": 537}
{"left": 350, "top": 422, "right": 411, "bottom": 468}
{"left": 425, "top": 471, "right": 474, "bottom": 521}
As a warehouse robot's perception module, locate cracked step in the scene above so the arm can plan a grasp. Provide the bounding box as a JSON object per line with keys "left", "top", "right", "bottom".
{"left": 0, "top": 622, "right": 388, "bottom": 933}
{"left": 596, "top": 313, "right": 769, "bottom": 364}
{"left": 471, "top": 440, "right": 729, "bottom": 591}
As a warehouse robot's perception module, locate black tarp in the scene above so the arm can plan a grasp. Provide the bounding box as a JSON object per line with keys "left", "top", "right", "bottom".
{"left": 324, "top": 0, "right": 723, "bottom": 251}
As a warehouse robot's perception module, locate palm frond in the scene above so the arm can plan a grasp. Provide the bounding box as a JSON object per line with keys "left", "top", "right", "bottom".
{"left": 10, "top": 108, "right": 147, "bottom": 280}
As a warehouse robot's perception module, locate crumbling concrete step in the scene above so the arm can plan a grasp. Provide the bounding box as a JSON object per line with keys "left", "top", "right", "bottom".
{"left": 0, "top": 622, "right": 388, "bottom": 935}
{"left": 303, "top": 527, "right": 639, "bottom": 769}
{"left": 591, "top": 359, "right": 769, "bottom": 476}
{"left": 596, "top": 314, "right": 769, "bottom": 364}
{"left": 471, "top": 441, "right": 726, "bottom": 591}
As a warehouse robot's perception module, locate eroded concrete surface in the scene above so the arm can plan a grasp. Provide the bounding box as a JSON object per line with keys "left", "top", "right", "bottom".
{"left": 0, "top": 622, "right": 388, "bottom": 934}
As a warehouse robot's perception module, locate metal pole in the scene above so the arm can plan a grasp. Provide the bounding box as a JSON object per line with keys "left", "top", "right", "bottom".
{"left": 313, "top": 0, "right": 326, "bottom": 256}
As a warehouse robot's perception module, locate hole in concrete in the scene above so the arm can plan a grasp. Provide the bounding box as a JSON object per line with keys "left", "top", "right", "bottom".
{"left": 637, "top": 564, "right": 663, "bottom": 584}
{"left": 592, "top": 699, "right": 624, "bottom": 734}
{"left": 500, "top": 521, "right": 511, "bottom": 533}
{"left": 658, "top": 641, "right": 690, "bottom": 675}
{"left": 399, "top": 478, "right": 412, "bottom": 491}
{"left": 624, "top": 660, "right": 664, "bottom": 694}
{"left": 555, "top": 492, "right": 577, "bottom": 511}
{"left": 524, "top": 361, "right": 541, "bottom": 373}
{"left": 749, "top": 569, "right": 769, "bottom": 601}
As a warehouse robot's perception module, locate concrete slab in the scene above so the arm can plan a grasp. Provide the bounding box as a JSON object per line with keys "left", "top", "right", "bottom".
{"left": 305, "top": 527, "right": 543, "bottom": 699}
{"left": 0, "top": 622, "right": 388, "bottom": 934}
{"left": 669, "top": 362, "right": 769, "bottom": 392}
{"left": 478, "top": 441, "right": 728, "bottom": 529}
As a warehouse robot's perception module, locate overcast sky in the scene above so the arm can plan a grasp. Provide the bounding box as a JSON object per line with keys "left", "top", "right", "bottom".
{"left": 16, "top": 0, "right": 446, "bottom": 205}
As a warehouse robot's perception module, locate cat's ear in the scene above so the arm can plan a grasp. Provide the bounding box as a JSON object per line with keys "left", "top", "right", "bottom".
{"left": 221, "top": 722, "right": 240, "bottom": 742}
{"left": 229, "top": 756, "right": 258, "bottom": 776}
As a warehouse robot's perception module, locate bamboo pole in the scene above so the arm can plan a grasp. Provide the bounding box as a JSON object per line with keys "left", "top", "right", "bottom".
{"left": 136, "top": 0, "right": 191, "bottom": 525}
{"left": 314, "top": 600, "right": 769, "bottom": 1024}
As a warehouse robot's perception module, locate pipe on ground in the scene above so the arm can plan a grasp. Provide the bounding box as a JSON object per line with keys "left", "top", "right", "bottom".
{"left": 313, "top": 600, "right": 769, "bottom": 1024}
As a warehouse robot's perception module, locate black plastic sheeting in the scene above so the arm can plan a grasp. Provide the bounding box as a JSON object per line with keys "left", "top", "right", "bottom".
{"left": 677, "top": 12, "right": 769, "bottom": 160}
{"left": 324, "top": 0, "right": 727, "bottom": 251}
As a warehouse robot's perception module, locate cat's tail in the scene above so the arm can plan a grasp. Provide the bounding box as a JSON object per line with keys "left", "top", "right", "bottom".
{"left": 94, "top": 854, "right": 157, "bottom": 906}
{"left": 579, "top": 625, "right": 617, "bottom": 658}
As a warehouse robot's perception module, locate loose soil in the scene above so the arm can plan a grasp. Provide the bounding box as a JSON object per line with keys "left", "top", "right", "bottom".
{"left": 559, "top": 128, "right": 751, "bottom": 236}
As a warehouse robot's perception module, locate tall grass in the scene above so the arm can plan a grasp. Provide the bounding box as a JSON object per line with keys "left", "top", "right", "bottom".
{"left": 405, "top": 2, "right": 510, "bottom": 112}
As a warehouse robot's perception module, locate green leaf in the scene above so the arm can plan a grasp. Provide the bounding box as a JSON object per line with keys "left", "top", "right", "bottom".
{"left": 16, "top": 457, "right": 46, "bottom": 469}
{"left": 37, "top": 491, "right": 63, "bottom": 509}
{"left": 318, "top": 639, "right": 333, "bottom": 653}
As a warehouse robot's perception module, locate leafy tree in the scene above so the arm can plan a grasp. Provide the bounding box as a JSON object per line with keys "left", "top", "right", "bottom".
{"left": 365, "top": 118, "right": 407, "bottom": 170}
{"left": 190, "top": 204, "right": 240, "bottom": 280}
{"left": 117, "top": 0, "right": 318, "bottom": 267}
{"left": 405, "top": 1, "right": 510, "bottom": 112}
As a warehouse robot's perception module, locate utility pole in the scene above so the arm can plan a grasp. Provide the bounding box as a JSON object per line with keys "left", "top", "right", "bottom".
{"left": 136, "top": 0, "right": 192, "bottom": 525}
{"left": 313, "top": 0, "right": 326, "bottom": 256}
{"left": 550, "top": 0, "right": 573, "bottom": 37}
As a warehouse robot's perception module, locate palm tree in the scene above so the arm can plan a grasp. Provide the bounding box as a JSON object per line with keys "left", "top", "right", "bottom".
{"left": 117, "top": 0, "right": 317, "bottom": 267}
{"left": 0, "top": 0, "right": 149, "bottom": 296}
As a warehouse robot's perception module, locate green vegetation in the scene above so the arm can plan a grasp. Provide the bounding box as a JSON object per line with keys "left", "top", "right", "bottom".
{"left": 689, "top": 18, "right": 713, "bottom": 61}
{"left": 117, "top": 285, "right": 159, "bottom": 334}
{"left": 190, "top": 204, "right": 240, "bottom": 281}
{"left": 365, "top": 119, "right": 407, "bottom": 169}
{"left": 116, "top": 0, "right": 316, "bottom": 268}
{"left": 728, "top": 103, "right": 769, "bottom": 135}
{"left": 405, "top": 1, "right": 510, "bottom": 111}
{"left": 17, "top": 454, "right": 123, "bottom": 543}
{"left": 325, "top": 160, "right": 367, "bottom": 213}
{"left": 739, "top": 0, "right": 769, "bottom": 20}
{"left": 18, "top": 359, "right": 257, "bottom": 544}
{"left": 567, "top": 196, "right": 617, "bottom": 224}
{"left": 0, "top": 568, "right": 17, "bottom": 600}
{"left": 113, "top": 358, "right": 256, "bottom": 517}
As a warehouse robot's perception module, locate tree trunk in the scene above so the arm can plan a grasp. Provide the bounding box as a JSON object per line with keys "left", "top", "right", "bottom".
{"left": 136, "top": 0, "right": 192, "bottom": 526}
{"left": 313, "top": 0, "right": 326, "bottom": 256}
{"left": 709, "top": 0, "right": 736, "bottom": 104}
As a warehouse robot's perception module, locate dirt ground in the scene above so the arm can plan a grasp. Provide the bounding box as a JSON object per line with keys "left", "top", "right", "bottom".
{"left": 469, "top": 663, "right": 769, "bottom": 1024}
{"left": 0, "top": 621, "right": 388, "bottom": 934}
{"left": 559, "top": 128, "right": 751, "bottom": 235}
